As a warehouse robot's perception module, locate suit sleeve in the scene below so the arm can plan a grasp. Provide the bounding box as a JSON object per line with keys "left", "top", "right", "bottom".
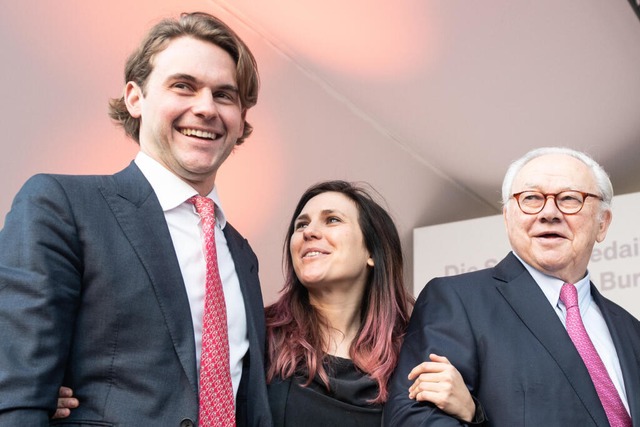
{"left": 383, "top": 277, "right": 483, "bottom": 426}
{"left": 0, "top": 175, "right": 82, "bottom": 424}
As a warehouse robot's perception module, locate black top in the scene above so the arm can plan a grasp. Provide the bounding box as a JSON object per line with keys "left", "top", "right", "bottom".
{"left": 269, "top": 355, "right": 382, "bottom": 427}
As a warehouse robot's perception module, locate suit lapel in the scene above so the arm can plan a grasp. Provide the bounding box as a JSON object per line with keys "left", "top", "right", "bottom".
{"left": 224, "top": 223, "right": 264, "bottom": 346}
{"left": 99, "top": 162, "right": 198, "bottom": 394}
{"left": 494, "top": 254, "right": 609, "bottom": 426}
{"left": 592, "top": 286, "right": 640, "bottom": 424}
{"left": 224, "top": 223, "right": 267, "bottom": 427}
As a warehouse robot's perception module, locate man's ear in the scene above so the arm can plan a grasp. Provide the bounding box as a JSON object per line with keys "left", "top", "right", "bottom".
{"left": 236, "top": 108, "right": 246, "bottom": 145}
{"left": 124, "top": 81, "right": 143, "bottom": 118}
{"left": 596, "top": 209, "right": 612, "bottom": 243}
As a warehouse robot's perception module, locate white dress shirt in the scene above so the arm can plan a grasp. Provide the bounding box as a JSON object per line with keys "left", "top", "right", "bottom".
{"left": 515, "top": 254, "right": 630, "bottom": 413}
{"left": 135, "top": 151, "right": 249, "bottom": 400}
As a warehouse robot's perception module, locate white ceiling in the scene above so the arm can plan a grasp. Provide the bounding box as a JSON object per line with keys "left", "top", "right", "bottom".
{"left": 220, "top": 0, "right": 640, "bottom": 202}
{"left": 1, "top": 0, "right": 639, "bottom": 300}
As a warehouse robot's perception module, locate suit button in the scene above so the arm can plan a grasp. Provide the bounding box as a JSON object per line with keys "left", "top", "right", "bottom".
{"left": 180, "top": 418, "right": 194, "bottom": 427}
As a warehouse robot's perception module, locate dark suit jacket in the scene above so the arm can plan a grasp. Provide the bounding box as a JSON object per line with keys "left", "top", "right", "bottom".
{"left": 384, "top": 253, "right": 640, "bottom": 426}
{"left": 0, "top": 163, "right": 272, "bottom": 426}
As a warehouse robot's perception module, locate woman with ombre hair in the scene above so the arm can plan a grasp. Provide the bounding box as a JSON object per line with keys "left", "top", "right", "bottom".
{"left": 265, "top": 180, "right": 481, "bottom": 426}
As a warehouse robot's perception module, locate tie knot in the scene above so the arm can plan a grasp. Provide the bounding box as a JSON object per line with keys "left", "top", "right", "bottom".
{"left": 560, "top": 282, "right": 578, "bottom": 309}
{"left": 188, "top": 195, "right": 215, "bottom": 218}
{"left": 188, "top": 196, "right": 216, "bottom": 230}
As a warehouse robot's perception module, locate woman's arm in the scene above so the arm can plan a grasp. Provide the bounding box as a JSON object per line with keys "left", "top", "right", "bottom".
{"left": 407, "top": 354, "right": 479, "bottom": 423}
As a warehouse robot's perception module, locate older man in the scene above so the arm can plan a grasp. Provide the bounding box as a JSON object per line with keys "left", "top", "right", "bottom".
{"left": 385, "top": 147, "right": 639, "bottom": 426}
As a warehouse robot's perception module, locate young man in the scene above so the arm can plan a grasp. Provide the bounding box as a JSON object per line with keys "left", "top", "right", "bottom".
{"left": 0, "top": 12, "right": 271, "bottom": 426}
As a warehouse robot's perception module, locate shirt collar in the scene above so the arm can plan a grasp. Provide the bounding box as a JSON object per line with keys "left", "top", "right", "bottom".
{"left": 134, "top": 151, "right": 227, "bottom": 228}
{"left": 512, "top": 252, "right": 593, "bottom": 316}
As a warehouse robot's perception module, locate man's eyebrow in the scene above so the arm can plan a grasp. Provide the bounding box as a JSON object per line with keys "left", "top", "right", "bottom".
{"left": 166, "top": 73, "right": 239, "bottom": 93}
{"left": 166, "top": 73, "right": 198, "bottom": 83}
{"left": 216, "top": 83, "right": 240, "bottom": 93}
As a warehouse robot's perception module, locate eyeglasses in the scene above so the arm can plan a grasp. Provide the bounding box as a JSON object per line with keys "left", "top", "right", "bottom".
{"left": 512, "top": 190, "right": 602, "bottom": 215}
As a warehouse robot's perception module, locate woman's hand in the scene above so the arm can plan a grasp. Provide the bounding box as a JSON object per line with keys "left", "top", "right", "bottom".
{"left": 52, "top": 386, "right": 79, "bottom": 419}
{"left": 408, "top": 353, "right": 475, "bottom": 422}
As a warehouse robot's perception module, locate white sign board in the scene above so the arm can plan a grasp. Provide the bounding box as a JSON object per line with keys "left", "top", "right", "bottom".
{"left": 414, "top": 192, "right": 640, "bottom": 319}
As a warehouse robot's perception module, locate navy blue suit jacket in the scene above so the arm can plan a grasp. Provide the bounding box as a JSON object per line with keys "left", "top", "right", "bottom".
{"left": 0, "top": 163, "right": 272, "bottom": 426}
{"left": 384, "top": 253, "right": 640, "bottom": 426}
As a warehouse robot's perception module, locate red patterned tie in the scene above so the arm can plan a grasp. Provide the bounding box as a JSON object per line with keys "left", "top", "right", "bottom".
{"left": 560, "top": 283, "right": 631, "bottom": 427}
{"left": 189, "top": 195, "right": 235, "bottom": 427}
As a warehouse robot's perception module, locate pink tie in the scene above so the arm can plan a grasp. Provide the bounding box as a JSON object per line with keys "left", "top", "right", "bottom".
{"left": 560, "top": 283, "right": 631, "bottom": 427}
{"left": 189, "top": 196, "right": 235, "bottom": 427}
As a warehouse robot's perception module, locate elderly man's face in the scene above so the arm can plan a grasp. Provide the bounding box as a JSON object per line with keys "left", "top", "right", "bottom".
{"left": 503, "top": 154, "right": 612, "bottom": 284}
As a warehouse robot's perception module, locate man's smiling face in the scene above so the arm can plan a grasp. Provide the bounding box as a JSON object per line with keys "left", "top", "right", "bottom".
{"left": 503, "top": 154, "right": 611, "bottom": 283}
{"left": 124, "top": 36, "right": 245, "bottom": 195}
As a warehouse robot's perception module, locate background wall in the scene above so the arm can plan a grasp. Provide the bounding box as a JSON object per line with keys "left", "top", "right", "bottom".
{"left": 2, "top": 1, "right": 640, "bottom": 304}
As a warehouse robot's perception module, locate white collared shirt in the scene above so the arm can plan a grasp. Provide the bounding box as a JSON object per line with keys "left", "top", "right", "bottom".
{"left": 515, "top": 254, "right": 630, "bottom": 413}
{"left": 135, "top": 151, "right": 248, "bottom": 400}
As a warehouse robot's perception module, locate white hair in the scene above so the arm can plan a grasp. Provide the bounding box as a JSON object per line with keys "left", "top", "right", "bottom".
{"left": 501, "top": 147, "right": 613, "bottom": 212}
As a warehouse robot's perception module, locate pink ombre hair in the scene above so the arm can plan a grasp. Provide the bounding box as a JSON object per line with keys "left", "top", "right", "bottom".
{"left": 265, "top": 180, "right": 413, "bottom": 404}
